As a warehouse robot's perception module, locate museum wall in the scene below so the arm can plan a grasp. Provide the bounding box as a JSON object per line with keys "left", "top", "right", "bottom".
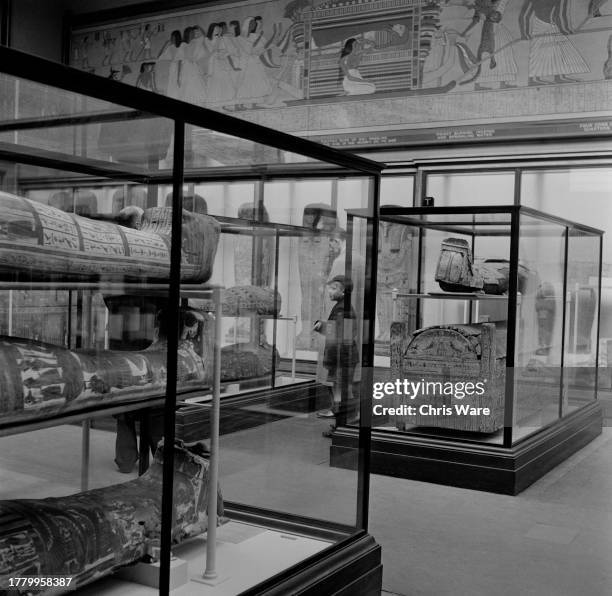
{"left": 67, "top": 0, "right": 144, "bottom": 14}
{"left": 10, "top": 0, "right": 66, "bottom": 61}
{"left": 9, "top": 0, "right": 147, "bottom": 62}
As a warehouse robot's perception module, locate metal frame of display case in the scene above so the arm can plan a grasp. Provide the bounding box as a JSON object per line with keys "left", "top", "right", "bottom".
{"left": 0, "top": 46, "right": 383, "bottom": 596}
{"left": 331, "top": 204, "right": 604, "bottom": 495}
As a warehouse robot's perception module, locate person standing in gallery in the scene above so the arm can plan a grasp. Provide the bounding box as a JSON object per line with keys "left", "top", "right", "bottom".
{"left": 339, "top": 37, "right": 376, "bottom": 95}
{"left": 314, "top": 275, "right": 359, "bottom": 436}
{"left": 322, "top": 228, "right": 365, "bottom": 424}
{"left": 519, "top": 0, "right": 589, "bottom": 85}
{"left": 328, "top": 226, "right": 365, "bottom": 316}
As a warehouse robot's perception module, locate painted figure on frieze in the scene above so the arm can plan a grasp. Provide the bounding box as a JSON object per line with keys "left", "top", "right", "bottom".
{"left": 157, "top": 30, "right": 185, "bottom": 100}
{"left": 180, "top": 26, "right": 208, "bottom": 105}
{"left": 339, "top": 38, "right": 376, "bottom": 95}
{"left": 459, "top": 0, "right": 518, "bottom": 90}
{"left": 135, "top": 61, "right": 158, "bottom": 92}
{"left": 205, "top": 22, "right": 240, "bottom": 107}
{"left": 69, "top": 0, "right": 612, "bottom": 150}
{"left": 69, "top": 0, "right": 609, "bottom": 99}
{"left": 519, "top": 0, "right": 589, "bottom": 85}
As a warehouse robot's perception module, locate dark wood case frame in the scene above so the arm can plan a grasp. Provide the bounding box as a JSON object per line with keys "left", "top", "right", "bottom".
{"left": 331, "top": 402, "right": 602, "bottom": 495}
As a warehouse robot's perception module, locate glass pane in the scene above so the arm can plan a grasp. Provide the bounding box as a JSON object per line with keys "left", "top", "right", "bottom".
{"left": 564, "top": 231, "right": 600, "bottom": 412}
{"left": 0, "top": 74, "right": 126, "bottom": 119}
{"left": 263, "top": 178, "right": 334, "bottom": 228}
{"left": 176, "top": 119, "right": 375, "bottom": 590}
{"left": 381, "top": 209, "right": 513, "bottom": 233}
{"left": 209, "top": 202, "right": 375, "bottom": 517}
{"left": 372, "top": 210, "right": 513, "bottom": 446}
{"left": 521, "top": 168, "right": 608, "bottom": 411}
{"left": 514, "top": 214, "right": 565, "bottom": 441}
{"left": 377, "top": 175, "right": 415, "bottom": 355}
{"left": 187, "top": 127, "right": 323, "bottom": 169}
{"left": 380, "top": 175, "right": 414, "bottom": 208}
{"left": 425, "top": 171, "right": 515, "bottom": 207}
{"left": 0, "top": 73, "right": 174, "bottom": 175}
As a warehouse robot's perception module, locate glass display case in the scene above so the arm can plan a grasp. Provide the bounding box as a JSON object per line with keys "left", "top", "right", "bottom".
{"left": 331, "top": 205, "right": 603, "bottom": 495}
{"left": 0, "top": 47, "right": 382, "bottom": 595}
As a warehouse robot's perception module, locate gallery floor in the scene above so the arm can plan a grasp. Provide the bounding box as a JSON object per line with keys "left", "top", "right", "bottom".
{"left": 1, "top": 402, "right": 611, "bottom": 596}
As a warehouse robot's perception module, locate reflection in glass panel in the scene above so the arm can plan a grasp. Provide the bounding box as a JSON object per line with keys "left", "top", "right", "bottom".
{"left": 263, "top": 178, "right": 334, "bottom": 227}
{"left": 564, "top": 231, "right": 600, "bottom": 413}
{"left": 24, "top": 183, "right": 158, "bottom": 216}
{"left": 380, "top": 175, "right": 414, "bottom": 208}
{"left": 514, "top": 215, "right": 565, "bottom": 439}
{"left": 187, "top": 128, "right": 320, "bottom": 170}
{"left": 209, "top": 198, "right": 374, "bottom": 528}
{"left": 171, "top": 169, "right": 374, "bottom": 590}
{"left": 192, "top": 181, "right": 256, "bottom": 219}
{"left": 0, "top": 73, "right": 131, "bottom": 121}
{"left": 425, "top": 171, "right": 515, "bottom": 206}
{"left": 376, "top": 213, "right": 418, "bottom": 351}
{"left": 521, "top": 168, "right": 609, "bottom": 413}
{"left": 0, "top": 73, "right": 170, "bottom": 172}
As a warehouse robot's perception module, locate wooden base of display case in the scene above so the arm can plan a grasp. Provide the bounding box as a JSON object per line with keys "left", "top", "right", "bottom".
{"left": 330, "top": 402, "right": 602, "bottom": 495}
{"left": 267, "top": 381, "right": 332, "bottom": 413}
{"left": 257, "top": 533, "right": 382, "bottom": 596}
{"left": 220, "top": 511, "right": 382, "bottom": 596}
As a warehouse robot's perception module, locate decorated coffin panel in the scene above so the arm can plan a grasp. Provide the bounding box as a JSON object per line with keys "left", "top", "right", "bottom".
{"left": 391, "top": 322, "right": 506, "bottom": 433}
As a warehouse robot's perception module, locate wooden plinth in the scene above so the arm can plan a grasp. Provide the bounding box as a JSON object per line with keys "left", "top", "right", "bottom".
{"left": 330, "top": 402, "right": 602, "bottom": 495}
{"left": 240, "top": 533, "right": 382, "bottom": 596}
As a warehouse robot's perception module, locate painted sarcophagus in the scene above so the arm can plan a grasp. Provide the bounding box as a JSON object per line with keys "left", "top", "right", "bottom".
{"left": 0, "top": 192, "right": 220, "bottom": 283}
{"left": 221, "top": 343, "right": 280, "bottom": 383}
{"left": 0, "top": 441, "right": 223, "bottom": 596}
{"left": 0, "top": 305, "right": 280, "bottom": 425}
{"left": 0, "top": 333, "right": 210, "bottom": 426}
{"left": 390, "top": 321, "right": 506, "bottom": 432}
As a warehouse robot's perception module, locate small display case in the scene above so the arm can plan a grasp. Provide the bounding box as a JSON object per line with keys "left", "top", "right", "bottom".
{"left": 332, "top": 205, "right": 603, "bottom": 495}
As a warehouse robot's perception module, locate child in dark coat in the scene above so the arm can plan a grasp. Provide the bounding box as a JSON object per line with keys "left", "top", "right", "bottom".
{"left": 314, "top": 275, "right": 358, "bottom": 426}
